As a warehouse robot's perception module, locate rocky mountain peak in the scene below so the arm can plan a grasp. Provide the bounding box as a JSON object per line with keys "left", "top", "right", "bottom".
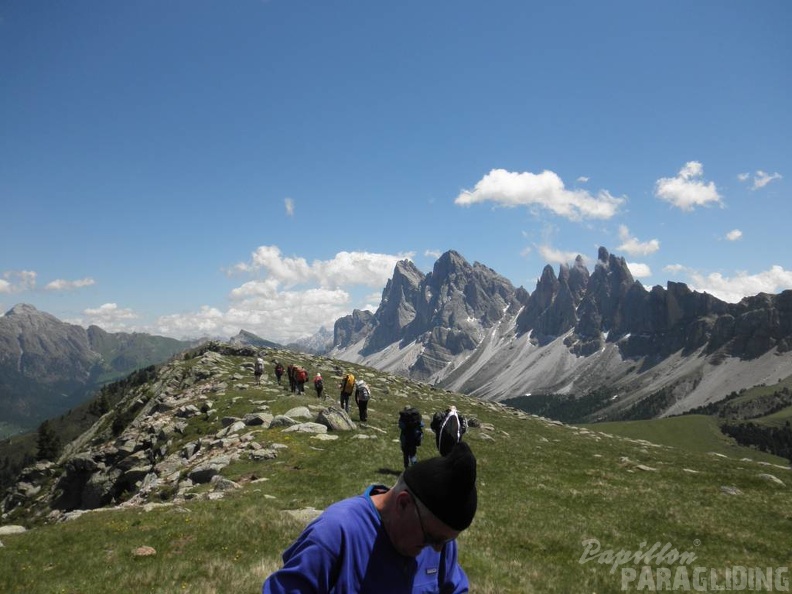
{"left": 3, "top": 303, "right": 63, "bottom": 328}
{"left": 348, "top": 251, "right": 522, "bottom": 378}
{"left": 6, "top": 303, "right": 40, "bottom": 316}
{"left": 431, "top": 249, "right": 468, "bottom": 280}
{"left": 361, "top": 260, "right": 424, "bottom": 354}
{"left": 516, "top": 259, "right": 585, "bottom": 342}
{"left": 331, "top": 246, "right": 792, "bottom": 419}
{"left": 334, "top": 309, "right": 375, "bottom": 350}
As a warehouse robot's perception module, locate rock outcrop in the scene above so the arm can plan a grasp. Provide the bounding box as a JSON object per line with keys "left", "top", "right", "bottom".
{"left": 0, "top": 344, "right": 370, "bottom": 521}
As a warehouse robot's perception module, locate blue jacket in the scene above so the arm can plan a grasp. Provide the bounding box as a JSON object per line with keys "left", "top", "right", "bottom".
{"left": 262, "top": 485, "right": 469, "bottom": 593}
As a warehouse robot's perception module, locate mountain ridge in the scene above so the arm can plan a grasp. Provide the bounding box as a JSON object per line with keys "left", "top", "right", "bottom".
{"left": 0, "top": 304, "right": 195, "bottom": 433}
{"left": 330, "top": 246, "right": 792, "bottom": 421}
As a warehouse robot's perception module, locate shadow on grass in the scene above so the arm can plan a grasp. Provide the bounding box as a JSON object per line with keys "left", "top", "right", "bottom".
{"left": 377, "top": 467, "right": 402, "bottom": 477}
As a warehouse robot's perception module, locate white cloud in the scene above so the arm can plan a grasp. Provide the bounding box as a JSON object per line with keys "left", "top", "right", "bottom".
{"left": 424, "top": 249, "right": 442, "bottom": 260}
{"left": 616, "top": 225, "right": 660, "bottom": 256}
{"left": 725, "top": 229, "right": 743, "bottom": 241}
{"left": 537, "top": 245, "right": 583, "bottom": 265}
{"left": 627, "top": 262, "right": 652, "bottom": 278}
{"left": 284, "top": 197, "right": 295, "bottom": 216}
{"left": 577, "top": 176, "right": 589, "bottom": 183}
{"left": 155, "top": 286, "right": 353, "bottom": 343}
{"left": 156, "top": 247, "right": 413, "bottom": 342}
{"left": 362, "top": 291, "right": 383, "bottom": 312}
{"left": 44, "top": 277, "right": 96, "bottom": 291}
{"left": 155, "top": 306, "right": 227, "bottom": 338}
{"left": 654, "top": 161, "right": 722, "bottom": 211}
{"left": 81, "top": 303, "right": 138, "bottom": 330}
{"left": 663, "top": 264, "right": 687, "bottom": 275}
{"left": 231, "top": 246, "right": 312, "bottom": 283}
{"left": 233, "top": 246, "right": 411, "bottom": 289}
{"left": 688, "top": 266, "right": 792, "bottom": 303}
{"left": 752, "top": 170, "right": 782, "bottom": 190}
{"left": 737, "top": 170, "right": 782, "bottom": 189}
{"left": 454, "top": 168, "right": 625, "bottom": 221}
{"left": 0, "top": 270, "right": 37, "bottom": 293}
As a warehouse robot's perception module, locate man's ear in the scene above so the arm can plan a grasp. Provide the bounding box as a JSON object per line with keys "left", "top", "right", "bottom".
{"left": 395, "top": 490, "right": 411, "bottom": 512}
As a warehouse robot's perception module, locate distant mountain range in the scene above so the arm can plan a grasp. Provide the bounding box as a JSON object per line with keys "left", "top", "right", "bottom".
{"left": 0, "top": 304, "right": 195, "bottom": 434}
{"left": 329, "top": 247, "right": 792, "bottom": 422}
{"left": 4, "top": 245, "right": 792, "bottom": 432}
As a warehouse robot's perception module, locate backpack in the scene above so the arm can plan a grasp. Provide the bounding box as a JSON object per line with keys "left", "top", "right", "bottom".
{"left": 314, "top": 377, "right": 324, "bottom": 390}
{"left": 342, "top": 373, "right": 355, "bottom": 394}
{"left": 297, "top": 368, "right": 308, "bottom": 382}
{"left": 275, "top": 363, "right": 284, "bottom": 375}
{"left": 399, "top": 407, "right": 423, "bottom": 445}
{"left": 358, "top": 383, "right": 370, "bottom": 402}
{"left": 254, "top": 358, "right": 264, "bottom": 374}
{"left": 437, "top": 409, "right": 465, "bottom": 455}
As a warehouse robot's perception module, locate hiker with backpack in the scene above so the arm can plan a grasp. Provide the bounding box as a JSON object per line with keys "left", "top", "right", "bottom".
{"left": 354, "top": 380, "right": 371, "bottom": 422}
{"left": 254, "top": 356, "right": 264, "bottom": 385}
{"left": 274, "top": 361, "right": 284, "bottom": 385}
{"left": 295, "top": 366, "right": 308, "bottom": 395}
{"left": 262, "top": 442, "right": 478, "bottom": 594}
{"left": 287, "top": 364, "right": 296, "bottom": 393}
{"left": 313, "top": 372, "right": 324, "bottom": 399}
{"left": 339, "top": 372, "right": 355, "bottom": 413}
{"left": 430, "top": 405, "right": 468, "bottom": 457}
{"left": 399, "top": 406, "right": 424, "bottom": 468}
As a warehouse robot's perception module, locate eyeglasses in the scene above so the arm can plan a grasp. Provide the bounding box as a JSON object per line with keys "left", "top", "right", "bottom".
{"left": 409, "top": 491, "right": 453, "bottom": 548}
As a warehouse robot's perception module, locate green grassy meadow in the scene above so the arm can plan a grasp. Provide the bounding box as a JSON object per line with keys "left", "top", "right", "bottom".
{"left": 1, "top": 349, "right": 790, "bottom": 593}
{"left": 579, "top": 415, "right": 788, "bottom": 464}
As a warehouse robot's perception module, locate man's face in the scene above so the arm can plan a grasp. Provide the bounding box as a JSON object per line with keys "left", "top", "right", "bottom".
{"left": 392, "top": 491, "right": 460, "bottom": 557}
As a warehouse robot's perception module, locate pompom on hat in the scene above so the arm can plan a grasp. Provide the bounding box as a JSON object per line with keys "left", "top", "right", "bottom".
{"left": 403, "top": 441, "right": 477, "bottom": 531}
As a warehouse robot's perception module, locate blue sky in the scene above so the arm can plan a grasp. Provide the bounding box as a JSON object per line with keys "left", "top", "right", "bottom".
{"left": 1, "top": 1, "right": 790, "bottom": 343}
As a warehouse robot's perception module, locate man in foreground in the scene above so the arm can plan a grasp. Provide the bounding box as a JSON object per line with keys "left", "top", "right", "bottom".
{"left": 262, "top": 442, "right": 478, "bottom": 593}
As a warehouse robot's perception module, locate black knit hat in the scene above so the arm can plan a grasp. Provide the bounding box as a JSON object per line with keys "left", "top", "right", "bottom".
{"left": 403, "top": 441, "right": 477, "bottom": 531}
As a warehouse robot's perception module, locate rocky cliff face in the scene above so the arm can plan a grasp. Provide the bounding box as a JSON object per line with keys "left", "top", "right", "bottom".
{"left": 335, "top": 251, "right": 523, "bottom": 380}
{"left": 363, "top": 259, "right": 424, "bottom": 353}
{"left": 0, "top": 304, "right": 192, "bottom": 431}
{"left": 331, "top": 248, "right": 792, "bottom": 419}
{"left": 334, "top": 309, "right": 375, "bottom": 350}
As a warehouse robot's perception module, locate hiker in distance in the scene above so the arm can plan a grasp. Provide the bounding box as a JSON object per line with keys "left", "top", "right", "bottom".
{"left": 339, "top": 371, "right": 355, "bottom": 413}
{"left": 430, "top": 405, "right": 468, "bottom": 456}
{"left": 354, "top": 379, "right": 371, "bottom": 422}
{"left": 274, "top": 361, "right": 284, "bottom": 385}
{"left": 253, "top": 356, "right": 265, "bottom": 385}
{"left": 313, "top": 372, "right": 324, "bottom": 399}
{"left": 399, "top": 406, "right": 424, "bottom": 468}
{"left": 295, "top": 366, "right": 308, "bottom": 395}
{"left": 261, "top": 442, "right": 478, "bottom": 593}
{"left": 287, "top": 364, "right": 296, "bottom": 393}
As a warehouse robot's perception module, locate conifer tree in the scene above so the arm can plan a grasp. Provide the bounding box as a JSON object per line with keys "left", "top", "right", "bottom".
{"left": 36, "top": 420, "right": 61, "bottom": 461}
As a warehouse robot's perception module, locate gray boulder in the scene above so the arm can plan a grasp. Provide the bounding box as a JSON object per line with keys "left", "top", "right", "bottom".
{"left": 316, "top": 407, "right": 356, "bottom": 431}
{"left": 283, "top": 406, "right": 313, "bottom": 420}
{"left": 244, "top": 412, "right": 273, "bottom": 427}
{"left": 188, "top": 456, "right": 231, "bottom": 484}
{"left": 270, "top": 415, "right": 299, "bottom": 428}
{"left": 283, "top": 422, "right": 328, "bottom": 434}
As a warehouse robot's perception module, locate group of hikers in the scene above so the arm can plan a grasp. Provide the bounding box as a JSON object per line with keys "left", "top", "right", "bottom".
{"left": 253, "top": 356, "right": 373, "bottom": 422}
{"left": 254, "top": 352, "right": 476, "bottom": 592}
{"left": 254, "top": 354, "right": 468, "bottom": 463}
{"left": 255, "top": 356, "right": 321, "bottom": 397}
